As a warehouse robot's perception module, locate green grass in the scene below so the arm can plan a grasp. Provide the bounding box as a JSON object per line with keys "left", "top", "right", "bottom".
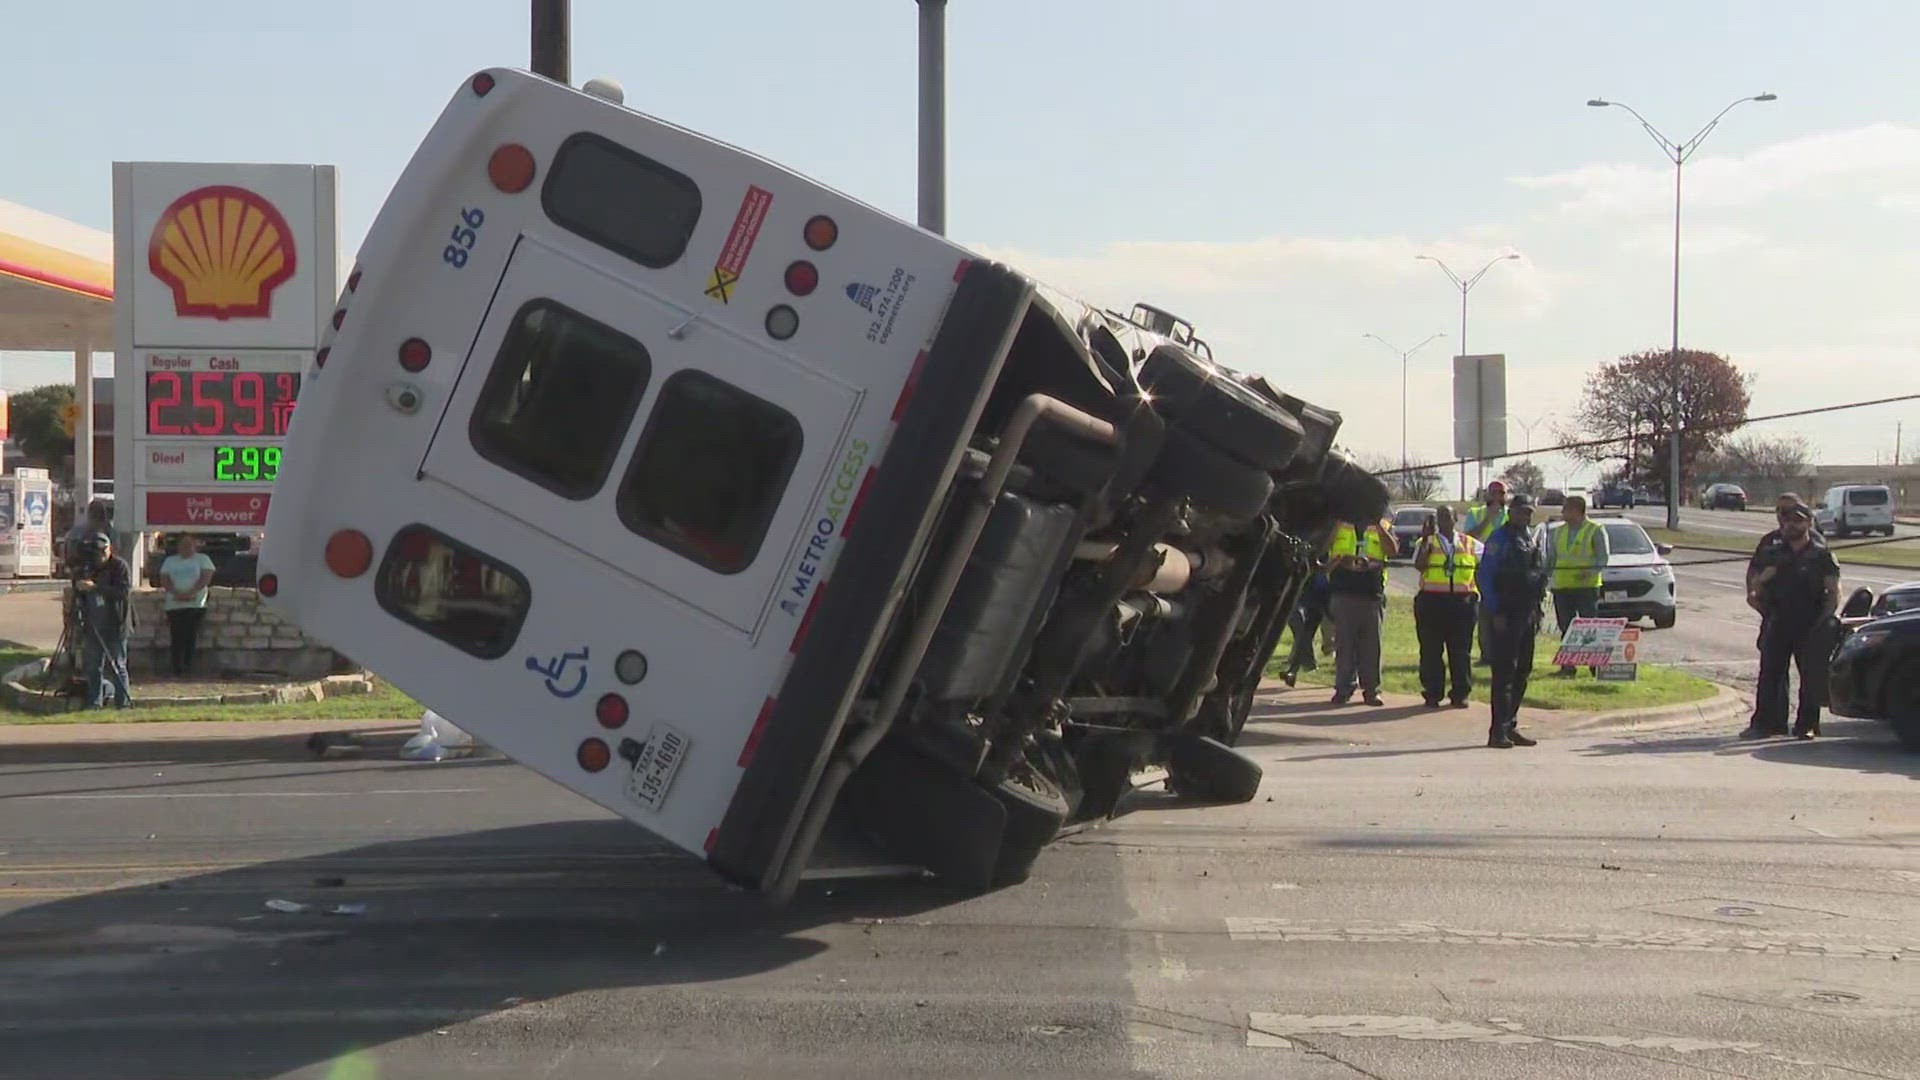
{"left": 0, "top": 646, "right": 424, "bottom": 725}
{"left": 1267, "top": 593, "right": 1717, "bottom": 711}
{"left": 1643, "top": 525, "right": 1920, "bottom": 570}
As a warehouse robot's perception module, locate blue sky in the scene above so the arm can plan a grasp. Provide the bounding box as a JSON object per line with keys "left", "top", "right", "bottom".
{"left": 6, "top": 0, "right": 1918, "bottom": 484}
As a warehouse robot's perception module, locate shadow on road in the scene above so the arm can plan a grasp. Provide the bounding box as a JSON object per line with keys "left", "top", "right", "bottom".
{"left": 1578, "top": 718, "right": 1917, "bottom": 780}
{"left": 0, "top": 820, "right": 989, "bottom": 1078}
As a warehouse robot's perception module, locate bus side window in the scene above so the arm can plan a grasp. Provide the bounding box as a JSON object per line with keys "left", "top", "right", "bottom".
{"left": 374, "top": 524, "right": 532, "bottom": 660}
{"left": 470, "top": 299, "right": 653, "bottom": 500}
{"left": 616, "top": 370, "right": 803, "bottom": 575}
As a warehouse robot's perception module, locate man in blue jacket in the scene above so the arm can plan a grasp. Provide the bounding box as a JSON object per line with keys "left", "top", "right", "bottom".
{"left": 1475, "top": 492, "right": 1548, "bottom": 748}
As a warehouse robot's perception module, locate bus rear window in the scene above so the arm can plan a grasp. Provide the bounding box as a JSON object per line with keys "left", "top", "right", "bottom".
{"left": 470, "top": 299, "right": 652, "bottom": 500}
{"left": 542, "top": 132, "right": 702, "bottom": 269}
{"left": 374, "top": 525, "right": 531, "bottom": 660}
{"left": 617, "top": 370, "right": 803, "bottom": 574}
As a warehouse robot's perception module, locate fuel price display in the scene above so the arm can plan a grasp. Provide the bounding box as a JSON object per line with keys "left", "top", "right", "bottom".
{"left": 146, "top": 369, "right": 301, "bottom": 437}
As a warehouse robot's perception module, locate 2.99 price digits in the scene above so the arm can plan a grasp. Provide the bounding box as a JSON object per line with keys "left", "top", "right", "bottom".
{"left": 215, "top": 445, "right": 281, "bottom": 482}
{"left": 147, "top": 370, "right": 300, "bottom": 437}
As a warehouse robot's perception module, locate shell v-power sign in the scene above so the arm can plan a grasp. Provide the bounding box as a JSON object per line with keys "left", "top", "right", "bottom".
{"left": 112, "top": 163, "right": 338, "bottom": 534}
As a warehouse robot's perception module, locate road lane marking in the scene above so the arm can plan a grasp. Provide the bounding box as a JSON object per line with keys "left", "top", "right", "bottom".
{"left": 18, "top": 788, "right": 485, "bottom": 801}
{"left": 1224, "top": 918, "right": 1917, "bottom": 961}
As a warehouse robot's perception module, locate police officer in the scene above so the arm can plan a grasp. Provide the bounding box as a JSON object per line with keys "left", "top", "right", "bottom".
{"left": 1411, "top": 505, "right": 1481, "bottom": 709}
{"left": 1544, "top": 495, "right": 1611, "bottom": 677}
{"left": 1325, "top": 514, "right": 1394, "bottom": 707}
{"left": 1741, "top": 500, "right": 1840, "bottom": 739}
{"left": 1462, "top": 480, "right": 1509, "bottom": 664}
{"left": 1475, "top": 492, "right": 1547, "bottom": 748}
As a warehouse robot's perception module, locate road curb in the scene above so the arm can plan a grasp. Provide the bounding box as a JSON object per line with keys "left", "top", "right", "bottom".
{"left": 1563, "top": 681, "right": 1747, "bottom": 734}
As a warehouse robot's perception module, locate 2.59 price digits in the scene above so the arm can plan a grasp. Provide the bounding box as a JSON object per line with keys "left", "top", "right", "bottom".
{"left": 215, "top": 445, "right": 280, "bottom": 482}
{"left": 147, "top": 370, "right": 300, "bottom": 437}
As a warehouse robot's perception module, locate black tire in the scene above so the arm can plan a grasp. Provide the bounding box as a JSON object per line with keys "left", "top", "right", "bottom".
{"left": 1834, "top": 524, "right": 1850, "bottom": 539}
{"left": 990, "top": 763, "right": 1070, "bottom": 885}
{"left": 1886, "top": 666, "right": 1920, "bottom": 751}
{"left": 1319, "top": 449, "right": 1392, "bottom": 525}
{"left": 1148, "top": 425, "right": 1274, "bottom": 521}
{"left": 1654, "top": 608, "right": 1676, "bottom": 630}
{"left": 1138, "top": 346, "right": 1305, "bottom": 472}
{"left": 1165, "top": 734, "right": 1263, "bottom": 803}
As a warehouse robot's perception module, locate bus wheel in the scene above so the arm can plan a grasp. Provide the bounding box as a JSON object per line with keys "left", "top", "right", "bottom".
{"left": 1165, "top": 734, "right": 1263, "bottom": 803}
{"left": 989, "top": 763, "right": 1069, "bottom": 887}
{"left": 841, "top": 739, "right": 1006, "bottom": 891}
{"left": 1138, "top": 345, "right": 1305, "bottom": 471}
{"left": 1149, "top": 426, "right": 1274, "bottom": 521}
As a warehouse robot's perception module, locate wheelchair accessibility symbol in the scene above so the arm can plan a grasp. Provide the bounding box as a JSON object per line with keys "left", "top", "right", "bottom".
{"left": 526, "top": 646, "right": 590, "bottom": 699}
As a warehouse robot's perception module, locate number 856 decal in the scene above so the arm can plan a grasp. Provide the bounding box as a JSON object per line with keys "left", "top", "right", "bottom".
{"left": 442, "top": 207, "right": 486, "bottom": 268}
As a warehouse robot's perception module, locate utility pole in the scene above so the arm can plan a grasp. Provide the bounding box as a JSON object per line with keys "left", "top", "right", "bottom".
{"left": 916, "top": 0, "right": 947, "bottom": 235}
{"left": 532, "top": 0, "right": 569, "bottom": 83}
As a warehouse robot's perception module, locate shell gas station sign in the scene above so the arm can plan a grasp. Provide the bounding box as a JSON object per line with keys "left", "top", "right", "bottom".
{"left": 112, "top": 162, "right": 337, "bottom": 534}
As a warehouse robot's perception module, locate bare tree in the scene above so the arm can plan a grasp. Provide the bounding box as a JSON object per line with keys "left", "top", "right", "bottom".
{"left": 1354, "top": 450, "right": 1442, "bottom": 501}
{"left": 1561, "top": 347, "right": 1753, "bottom": 491}
{"left": 1499, "top": 458, "right": 1546, "bottom": 495}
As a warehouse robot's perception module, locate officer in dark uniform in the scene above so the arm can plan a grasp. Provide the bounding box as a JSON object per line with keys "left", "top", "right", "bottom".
{"left": 1475, "top": 492, "right": 1548, "bottom": 748}
{"left": 1741, "top": 500, "right": 1840, "bottom": 739}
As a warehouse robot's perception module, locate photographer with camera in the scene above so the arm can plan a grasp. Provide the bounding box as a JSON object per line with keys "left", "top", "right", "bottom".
{"left": 72, "top": 531, "right": 134, "bottom": 709}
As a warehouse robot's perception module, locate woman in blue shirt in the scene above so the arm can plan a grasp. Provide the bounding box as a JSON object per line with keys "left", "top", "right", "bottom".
{"left": 158, "top": 534, "right": 217, "bottom": 677}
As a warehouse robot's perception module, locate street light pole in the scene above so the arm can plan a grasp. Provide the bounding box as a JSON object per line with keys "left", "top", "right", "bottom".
{"left": 530, "top": 0, "right": 569, "bottom": 82}
{"left": 916, "top": 0, "right": 947, "bottom": 235}
{"left": 1416, "top": 253, "right": 1520, "bottom": 499}
{"left": 1587, "top": 91, "right": 1777, "bottom": 529}
{"left": 1362, "top": 331, "right": 1447, "bottom": 483}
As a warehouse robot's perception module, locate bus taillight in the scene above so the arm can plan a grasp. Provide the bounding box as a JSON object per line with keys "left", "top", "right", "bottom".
{"left": 488, "top": 144, "right": 536, "bottom": 193}
{"left": 324, "top": 530, "right": 374, "bottom": 578}
{"left": 315, "top": 347, "right": 330, "bottom": 368}
{"left": 595, "top": 693, "right": 629, "bottom": 729}
{"left": 399, "top": 338, "right": 432, "bottom": 372}
{"left": 257, "top": 573, "right": 279, "bottom": 598}
{"left": 577, "top": 738, "right": 611, "bottom": 773}
{"left": 803, "top": 215, "right": 837, "bottom": 251}
{"left": 784, "top": 260, "right": 818, "bottom": 296}
{"left": 471, "top": 72, "right": 496, "bottom": 97}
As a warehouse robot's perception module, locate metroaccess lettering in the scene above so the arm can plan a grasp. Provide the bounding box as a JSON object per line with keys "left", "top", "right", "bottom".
{"left": 780, "top": 438, "right": 870, "bottom": 616}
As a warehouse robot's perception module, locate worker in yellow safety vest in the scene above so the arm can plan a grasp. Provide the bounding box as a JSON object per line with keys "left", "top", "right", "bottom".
{"left": 1325, "top": 513, "right": 1395, "bottom": 706}
{"left": 1544, "top": 494, "right": 1611, "bottom": 677}
{"left": 1412, "top": 505, "right": 1482, "bottom": 708}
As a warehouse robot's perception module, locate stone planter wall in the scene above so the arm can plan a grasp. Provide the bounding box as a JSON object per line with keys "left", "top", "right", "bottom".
{"left": 71, "top": 586, "right": 360, "bottom": 680}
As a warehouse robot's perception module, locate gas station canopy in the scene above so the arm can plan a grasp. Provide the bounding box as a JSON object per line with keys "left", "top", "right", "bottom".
{"left": 0, "top": 196, "right": 113, "bottom": 351}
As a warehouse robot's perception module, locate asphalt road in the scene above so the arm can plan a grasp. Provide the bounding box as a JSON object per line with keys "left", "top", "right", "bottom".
{"left": 1, "top": 704, "right": 1914, "bottom": 1079}
{"left": 1623, "top": 505, "right": 1920, "bottom": 540}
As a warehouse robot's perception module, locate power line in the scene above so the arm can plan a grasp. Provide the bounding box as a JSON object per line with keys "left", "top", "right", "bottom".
{"left": 1377, "top": 391, "right": 1920, "bottom": 478}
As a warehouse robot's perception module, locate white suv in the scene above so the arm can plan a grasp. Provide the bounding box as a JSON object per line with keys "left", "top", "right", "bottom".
{"left": 1548, "top": 516, "right": 1679, "bottom": 629}
{"left": 1815, "top": 484, "right": 1896, "bottom": 538}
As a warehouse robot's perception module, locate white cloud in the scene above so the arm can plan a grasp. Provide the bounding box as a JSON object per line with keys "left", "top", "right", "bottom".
{"left": 1511, "top": 122, "right": 1920, "bottom": 217}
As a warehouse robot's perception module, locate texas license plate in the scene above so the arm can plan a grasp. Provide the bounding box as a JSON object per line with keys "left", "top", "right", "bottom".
{"left": 624, "top": 722, "right": 690, "bottom": 812}
{"left": 1603, "top": 590, "right": 1628, "bottom": 602}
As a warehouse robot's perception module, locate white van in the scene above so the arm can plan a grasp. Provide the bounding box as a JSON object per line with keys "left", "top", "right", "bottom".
{"left": 1815, "top": 484, "right": 1896, "bottom": 538}
{"left": 258, "top": 67, "right": 1381, "bottom": 901}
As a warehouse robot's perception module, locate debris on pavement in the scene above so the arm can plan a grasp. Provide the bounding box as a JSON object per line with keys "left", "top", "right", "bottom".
{"left": 401, "top": 710, "right": 477, "bottom": 762}
{"left": 264, "top": 899, "right": 309, "bottom": 913}
{"left": 325, "top": 903, "right": 368, "bottom": 917}
{"left": 312, "top": 876, "right": 347, "bottom": 888}
{"left": 1600, "top": 863, "right": 1622, "bottom": 871}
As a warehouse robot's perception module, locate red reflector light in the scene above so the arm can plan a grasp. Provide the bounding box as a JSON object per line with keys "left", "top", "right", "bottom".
{"left": 488, "top": 144, "right": 536, "bottom": 193}
{"left": 784, "top": 260, "right": 819, "bottom": 296}
{"left": 257, "top": 573, "right": 279, "bottom": 597}
{"left": 577, "top": 738, "right": 611, "bottom": 773}
{"left": 332, "top": 309, "right": 346, "bottom": 330}
{"left": 471, "top": 72, "right": 496, "bottom": 97}
{"left": 323, "top": 530, "right": 373, "bottom": 578}
{"left": 399, "top": 338, "right": 432, "bottom": 372}
{"left": 347, "top": 269, "right": 362, "bottom": 292}
{"left": 315, "top": 347, "right": 330, "bottom": 368}
{"left": 595, "top": 693, "right": 629, "bottom": 729}
{"left": 803, "top": 215, "right": 838, "bottom": 251}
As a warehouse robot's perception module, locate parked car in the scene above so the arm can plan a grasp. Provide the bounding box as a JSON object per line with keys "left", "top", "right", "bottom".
{"left": 1828, "top": 585, "right": 1920, "bottom": 749}
{"left": 1552, "top": 516, "right": 1678, "bottom": 628}
{"left": 1698, "top": 483, "right": 1747, "bottom": 511}
{"left": 1814, "top": 484, "right": 1896, "bottom": 538}
{"left": 1538, "top": 488, "right": 1566, "bottom": 507}
{"left": 1592, "top": 481, "right": 1636, "bottom": 509}
{"left": 1388, "top": 505, "right": 1437, "bottom": 558}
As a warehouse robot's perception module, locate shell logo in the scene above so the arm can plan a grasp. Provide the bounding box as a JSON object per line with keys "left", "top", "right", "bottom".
{"left": 147, "top": 185, "right": 298, "bottom": 320}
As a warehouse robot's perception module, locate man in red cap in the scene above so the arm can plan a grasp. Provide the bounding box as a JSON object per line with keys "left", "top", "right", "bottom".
{"left": 1461, "top": 480, "right": 1510, "bottom": 665}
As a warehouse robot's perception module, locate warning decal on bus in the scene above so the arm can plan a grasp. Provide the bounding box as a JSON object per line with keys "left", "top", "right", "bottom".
{"left": 704, "top": 184, "right": 772, "bottom": 304}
